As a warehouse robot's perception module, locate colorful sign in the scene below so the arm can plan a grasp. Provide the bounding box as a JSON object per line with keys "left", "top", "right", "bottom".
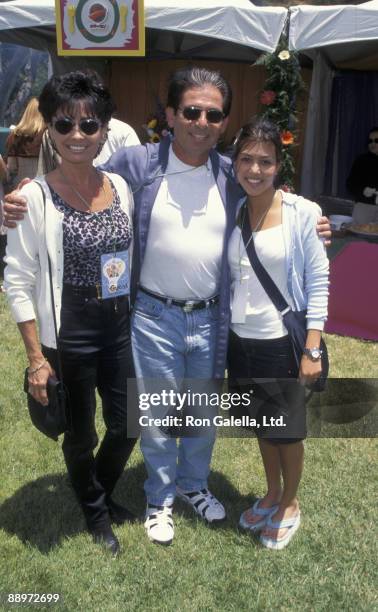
{"left": 55, "top": 0, "right": 145, "bottom": 56}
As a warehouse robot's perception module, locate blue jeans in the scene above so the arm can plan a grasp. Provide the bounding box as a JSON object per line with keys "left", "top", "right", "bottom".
{"left": 131, "top": 290, "right": 218, "bottom": 506}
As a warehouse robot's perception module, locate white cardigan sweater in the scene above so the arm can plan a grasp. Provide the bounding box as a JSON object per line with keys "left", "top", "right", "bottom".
{"left": 4, "top": 172, "right": 134, "bottom": 348}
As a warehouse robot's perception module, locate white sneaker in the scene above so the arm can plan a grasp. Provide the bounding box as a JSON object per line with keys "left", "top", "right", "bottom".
{"left": 176, "top": 487, "right": 226, "bottom": 523}
{"left": 144, "top": 505, "right": 174, "bottom": 545}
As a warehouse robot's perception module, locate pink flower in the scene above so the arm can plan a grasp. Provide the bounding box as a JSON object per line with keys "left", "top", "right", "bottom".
{"left": 260, "top": 90, "right": 276, "bottom": 105}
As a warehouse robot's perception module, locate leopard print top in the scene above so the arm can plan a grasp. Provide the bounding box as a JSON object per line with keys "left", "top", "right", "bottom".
{"left": 50, "top": 179, "right": 132, "bottom": 286}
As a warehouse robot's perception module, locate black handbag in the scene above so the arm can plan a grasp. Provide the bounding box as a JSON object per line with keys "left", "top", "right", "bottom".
{"left": 241, "top": 210, "right": 329, "bottom": 392}
{"left": 23, "top": 182, "right": 69, "bottom": 440}
{"left": 24, "top": 371, "right": 68, "bottom": 441}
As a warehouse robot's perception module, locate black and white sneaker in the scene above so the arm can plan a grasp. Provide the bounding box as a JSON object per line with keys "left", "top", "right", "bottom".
{"left": 144, "top": 504, "right": 174, "bottom": 545}
{"left": 176, "top": 487, "right": 226, "bottom": 523}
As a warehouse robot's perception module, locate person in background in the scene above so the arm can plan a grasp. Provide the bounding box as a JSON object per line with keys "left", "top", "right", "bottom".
{"left": 5, "top": 98, "right": 45, "bottom": 191}
{"left": 227, "top": 117, "right": 329, "bottom": 550}
{"left": 94, "top": 117, "right": 140, "bottom": 165}
{"left": 37, "top": 116, "right": 140, "bottom": 174}
{"left": 4, "top": 71, "right": 135, "bottom": 556}
{"left": 346, "top": 126, "right": 378, "bottom": 205}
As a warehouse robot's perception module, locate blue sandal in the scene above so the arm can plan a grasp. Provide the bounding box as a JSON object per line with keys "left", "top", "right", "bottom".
{"left": 260, "top": 512, "right": 301, "bottom": 550}
{"left": 239, "top": 499, "right": 279, "bottom": 532}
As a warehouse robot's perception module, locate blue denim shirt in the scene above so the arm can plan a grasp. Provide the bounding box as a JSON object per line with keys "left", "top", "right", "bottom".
{"left": 103, "top": 137, "right": 242, "bottom": 378}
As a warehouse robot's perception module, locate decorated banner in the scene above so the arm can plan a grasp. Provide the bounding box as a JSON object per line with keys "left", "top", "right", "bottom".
{"left": 55, "top": 0, "right": 145, "bottom": 56}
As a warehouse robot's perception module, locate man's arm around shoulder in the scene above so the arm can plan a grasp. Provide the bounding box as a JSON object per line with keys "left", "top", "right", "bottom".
{"left": 3, "top": 178, "right": 33, "bottom": 227}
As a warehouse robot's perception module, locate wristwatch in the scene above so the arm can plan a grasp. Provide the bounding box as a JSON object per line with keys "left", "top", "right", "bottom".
{"left": 303, "top": 347, "right": 323, "bottom": 362}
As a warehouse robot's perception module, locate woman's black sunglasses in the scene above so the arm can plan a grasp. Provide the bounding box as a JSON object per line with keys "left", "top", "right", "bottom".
{"left": 368, "top": 138, "right": 378, "bottom": 144}
{"left": 180, "top": 106, "right": 225, "bottom": 124}
{"left": 52, "top": 117, "right": 101, "bottom": 136}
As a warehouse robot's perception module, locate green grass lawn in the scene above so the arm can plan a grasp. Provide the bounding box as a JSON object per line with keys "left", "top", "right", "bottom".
{"left": 0, "top": 290, "right": 377, "bottom": 612}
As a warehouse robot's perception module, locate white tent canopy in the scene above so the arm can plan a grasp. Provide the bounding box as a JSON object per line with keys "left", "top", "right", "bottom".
{"left": 289, "top": 0, "right": 378, "bottom": 68}
{"left": 0, "top": 0, "right": 287, "bottom": 55}
{"left": 146, "top": 0, "right": 287, "bottom": 54}
{"left": 288, "top": 1, "right": 378, "bottom": 199}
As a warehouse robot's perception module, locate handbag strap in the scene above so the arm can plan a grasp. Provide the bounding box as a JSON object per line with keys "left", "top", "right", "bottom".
{"left": 241, "top": 204, "right": 291, "bottom": 315}
{"left": 34, "top": 180, "right": 64, "bottom": 383}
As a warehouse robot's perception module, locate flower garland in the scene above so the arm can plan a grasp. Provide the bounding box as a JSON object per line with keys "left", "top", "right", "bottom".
{"left": 256, "top": 38, "right": 304, "bottom": 191}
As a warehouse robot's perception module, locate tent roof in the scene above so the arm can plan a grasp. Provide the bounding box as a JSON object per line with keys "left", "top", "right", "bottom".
{"left": 289, "top": 1, "right": 378, "bottom": 69}
{"left": 0, "top": 0, "right": 287, "bottom": 56}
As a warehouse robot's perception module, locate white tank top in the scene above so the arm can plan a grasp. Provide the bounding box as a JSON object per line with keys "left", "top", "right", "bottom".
{"left": 228, "top": 224, "right": 294, "bottom": 339}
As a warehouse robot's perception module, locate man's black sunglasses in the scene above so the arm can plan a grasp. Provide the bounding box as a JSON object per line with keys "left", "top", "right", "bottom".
{"left": 52, "top": 117, "right": 101, "bottom": 136}
{"left": 368, "top": 137, "right": 378, "bottom": 144}
{"left": 180, "top": 106, "right": 225, "bottom": 124}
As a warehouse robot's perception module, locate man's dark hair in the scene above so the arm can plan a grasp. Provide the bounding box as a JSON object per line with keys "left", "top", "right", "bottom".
{"left": 38, "top": 70, "right": 115, "bottom": 124}
{"left": 167, "top": 67, "right": 232, "bottom": 117}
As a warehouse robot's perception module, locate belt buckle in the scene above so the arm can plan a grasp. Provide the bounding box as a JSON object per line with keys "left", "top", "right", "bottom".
{"left": 183, "top": 300, "right": 196, "bottom": 313}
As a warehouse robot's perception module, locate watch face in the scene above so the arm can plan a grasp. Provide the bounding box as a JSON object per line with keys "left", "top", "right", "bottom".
{"left": 312, "top": 350, "right": 321, "bottom": 359}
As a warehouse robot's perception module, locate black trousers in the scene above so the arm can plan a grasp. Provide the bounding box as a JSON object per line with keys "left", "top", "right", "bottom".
{"left": 43, "top": 289, "right": 136, "bottom": 529}
{"left": 227, "top": 331, "right": 306, "bottom": 443}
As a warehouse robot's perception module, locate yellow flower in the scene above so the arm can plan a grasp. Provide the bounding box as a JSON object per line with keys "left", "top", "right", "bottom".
{"left": 278, "top": 50, "right": 290, "bottom": 61}
{"left": 147, "top": 118, "right": 158, "bottom": 129}
{"left": 150, "top": 134, "right": 160, "bottom": 143}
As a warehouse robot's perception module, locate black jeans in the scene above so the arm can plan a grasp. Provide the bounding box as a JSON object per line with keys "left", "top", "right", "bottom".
{"left": 43, "top": 290, "right": 136, "bottom": 529}
{"left": 227, "top": 330, "right": 306, "bottom": 443}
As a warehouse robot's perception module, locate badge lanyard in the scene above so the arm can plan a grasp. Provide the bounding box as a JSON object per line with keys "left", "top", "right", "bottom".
{"left": 96, "top": 204, "right": 130, "bottom": 301}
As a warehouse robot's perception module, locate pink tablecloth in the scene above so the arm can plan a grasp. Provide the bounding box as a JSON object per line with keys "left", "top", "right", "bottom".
{"left": 325, "top": 242, "right": 378, "bottom": 341}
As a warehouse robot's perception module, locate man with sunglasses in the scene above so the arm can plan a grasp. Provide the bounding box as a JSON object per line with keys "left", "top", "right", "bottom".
{"left": 104, "top": 66, "right": 241, "bottom": 545}
{"left": 346, "top": 126, "right": 378, "bottom": 205}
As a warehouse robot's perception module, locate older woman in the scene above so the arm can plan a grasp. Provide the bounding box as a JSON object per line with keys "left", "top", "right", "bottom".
{"left": 4, "top": 71, "right": 135, "bottom": 555}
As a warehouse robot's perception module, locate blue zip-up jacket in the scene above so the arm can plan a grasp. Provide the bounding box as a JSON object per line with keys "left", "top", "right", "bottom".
{"left": 103, "top": 137, "right": 243, "bottom": 378}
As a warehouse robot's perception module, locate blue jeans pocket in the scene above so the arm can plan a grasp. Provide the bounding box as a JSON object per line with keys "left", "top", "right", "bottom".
{"left": 133, "top": 295, "right": 164, "bottom": 320}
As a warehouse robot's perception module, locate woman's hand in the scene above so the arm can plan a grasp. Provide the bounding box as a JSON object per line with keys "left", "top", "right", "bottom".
{"left": 27, "top": 359, "right": 55, "bottom": 406}
{"left": 299, "top": 355, "right": 322, "bottom": 387}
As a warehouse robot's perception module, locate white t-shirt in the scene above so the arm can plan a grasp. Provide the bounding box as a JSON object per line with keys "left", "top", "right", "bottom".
{"left": 140, "top": 147, "right": 226, "bottom": 300}
{"left": 94, "top": 118, "right": 140, "bottom": 166}
{"left": 228, "top": 224, "right": 294, "bottom": 339}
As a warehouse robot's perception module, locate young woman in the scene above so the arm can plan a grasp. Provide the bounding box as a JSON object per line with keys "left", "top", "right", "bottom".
{"left": 227, "top": 117, "right": 329, "bottom": 550}
{"left": 4, "top": 71, "right": 136, "bottom": 555}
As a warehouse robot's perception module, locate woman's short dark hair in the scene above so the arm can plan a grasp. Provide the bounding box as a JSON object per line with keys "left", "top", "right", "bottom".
{"left": 166, "top": 67, "right": 232, "bottom": 117}
{"left": 233, "top": 116, "right": 282, "bottom": 162}
{"left": 38, "top": 70, "right": 115, "bottom": 124}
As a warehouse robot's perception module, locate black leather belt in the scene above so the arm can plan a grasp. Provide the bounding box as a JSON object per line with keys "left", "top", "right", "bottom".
{"left": 63, "top": 284, "right": 101, "bottom": 299}
{"left": 139, "top": 286, "right": 219, "bottom": 312}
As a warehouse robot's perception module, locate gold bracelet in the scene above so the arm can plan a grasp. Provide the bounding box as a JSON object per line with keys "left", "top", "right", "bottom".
{"left": 28, "top": 358, "right": 48, "bottom": 375}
